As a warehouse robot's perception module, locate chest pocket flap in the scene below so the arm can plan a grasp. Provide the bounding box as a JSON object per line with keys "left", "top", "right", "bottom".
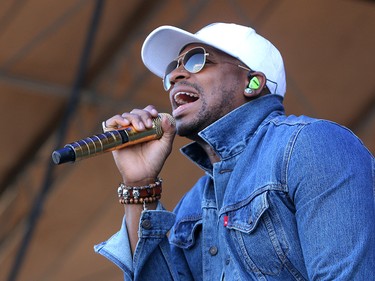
{"left": 169, "top": 215, "right": 202, "bottom": 249}
{"left": 224, "top": 191, "right": 269, "bottom": 233}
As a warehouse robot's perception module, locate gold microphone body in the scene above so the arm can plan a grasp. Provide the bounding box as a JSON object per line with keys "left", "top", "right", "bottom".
{"left": 52, "top": 113, "right": 174, "bottom": 165}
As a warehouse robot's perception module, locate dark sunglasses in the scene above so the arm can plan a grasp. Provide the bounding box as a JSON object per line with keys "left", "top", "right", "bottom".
{"left": 163, "top": 46, "right": 252, "bottom": 91}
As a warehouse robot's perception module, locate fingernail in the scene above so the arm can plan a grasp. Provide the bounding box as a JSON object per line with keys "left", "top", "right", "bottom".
{"left": 138, "top": 122, "right": 145, "bottom": 130}
{"left": 146, "top": 119, "right": 153, "bottom": 127}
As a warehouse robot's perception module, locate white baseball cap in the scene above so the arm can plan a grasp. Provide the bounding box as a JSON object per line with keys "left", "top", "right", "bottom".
{"left": 141, "top": 22, "right": 286, "bottom": 97}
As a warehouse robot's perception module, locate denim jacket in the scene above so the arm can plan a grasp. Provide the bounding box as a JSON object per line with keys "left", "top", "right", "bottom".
{"left": 95, "top": 95, "right": 375, "bottom": 280}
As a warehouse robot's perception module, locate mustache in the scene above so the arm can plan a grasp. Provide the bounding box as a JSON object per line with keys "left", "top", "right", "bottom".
{"left": 174, "top": 81, "right": 202, "bottom": 93}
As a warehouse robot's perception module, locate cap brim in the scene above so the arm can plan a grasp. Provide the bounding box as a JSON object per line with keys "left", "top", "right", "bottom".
{"left": 141, "top": 26, "right": 206, "bottom": 78}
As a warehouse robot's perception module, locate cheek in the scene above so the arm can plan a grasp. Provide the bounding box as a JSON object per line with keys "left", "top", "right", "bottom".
{"left": 200, "top": 74, "right": 229, "bottom": 93}
{"left": 197, "top": 69, "right": 246, "bottom": 102}
{"left": 207, "top": 73, "right": 243, "bottom": 97}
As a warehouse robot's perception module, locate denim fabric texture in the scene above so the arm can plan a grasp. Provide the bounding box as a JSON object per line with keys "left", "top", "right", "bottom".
{"left": 95, "top": 95, "right": 375, "bottom": 280}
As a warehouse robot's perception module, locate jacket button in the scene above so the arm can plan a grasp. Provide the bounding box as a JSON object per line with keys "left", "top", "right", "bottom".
{"left": 141, "top": 219, "right": 152, "bottom": 229}
{"left": 209, "top": 246, "right": 218, "bottom": 256}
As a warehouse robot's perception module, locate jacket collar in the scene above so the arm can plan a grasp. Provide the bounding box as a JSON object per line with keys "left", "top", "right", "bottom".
{"left": 180, "top": 95, "right": 285, "bottom": 172}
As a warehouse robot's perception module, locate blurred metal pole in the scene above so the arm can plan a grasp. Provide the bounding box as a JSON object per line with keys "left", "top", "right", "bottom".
{"left": 6, "top": 1, "right": 104, "bottom": 280}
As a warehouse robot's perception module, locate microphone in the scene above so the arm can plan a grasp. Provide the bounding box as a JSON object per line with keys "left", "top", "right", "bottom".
{"left": 52, "top": 113, "right": 175, "bottom": 165}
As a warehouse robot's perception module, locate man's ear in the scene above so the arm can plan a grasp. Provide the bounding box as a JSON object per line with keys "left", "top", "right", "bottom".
{"left": 244, "top": 71, "right": 267, "bottom": 97}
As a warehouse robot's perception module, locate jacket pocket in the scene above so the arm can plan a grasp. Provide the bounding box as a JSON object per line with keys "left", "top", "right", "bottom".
{"left": 224, "top": 191, "right": 289, "bottom": 276}
{"left": 169, "top": 215, "right": 202, "bottom": 249}
{"left": 225, "top": 190, "right": 269, "bottom": 232}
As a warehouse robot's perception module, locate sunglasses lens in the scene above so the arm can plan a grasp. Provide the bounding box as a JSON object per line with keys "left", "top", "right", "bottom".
{"left": 183, "top": 48, "right": 206, "bottom": 73}
{"left": 163, "top": 61, "right": 177, "bottom": 91}
{"left": 163, "top": 47, "right": 206, "bottom": 91}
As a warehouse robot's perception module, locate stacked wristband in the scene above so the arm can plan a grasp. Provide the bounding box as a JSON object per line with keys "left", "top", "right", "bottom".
{"left": 117, "top": 178, "right": 162, "bottom": 204}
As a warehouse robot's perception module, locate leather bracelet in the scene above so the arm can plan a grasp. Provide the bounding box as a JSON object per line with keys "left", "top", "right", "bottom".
{"left": 117, "top": 178, "right": 162, "bottom": 204}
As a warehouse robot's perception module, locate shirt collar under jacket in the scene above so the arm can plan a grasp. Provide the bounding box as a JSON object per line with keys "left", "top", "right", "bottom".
{"left": 180, "top": 94, "right": 285, "bottom": 174}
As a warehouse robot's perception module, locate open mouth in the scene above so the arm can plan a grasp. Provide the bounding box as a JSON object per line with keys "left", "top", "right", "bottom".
{"left": 174, "top": 92, "right": 199, "bottom": 106}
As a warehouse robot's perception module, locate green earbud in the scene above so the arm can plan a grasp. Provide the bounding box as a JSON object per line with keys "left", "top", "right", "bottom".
{"left": 249, "top": 77, "right": 260, "bottom": 90}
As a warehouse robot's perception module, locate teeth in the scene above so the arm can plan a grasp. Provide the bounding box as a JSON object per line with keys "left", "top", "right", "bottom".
{"left": 174, "top": 92, "right": 199, "bottom": 105}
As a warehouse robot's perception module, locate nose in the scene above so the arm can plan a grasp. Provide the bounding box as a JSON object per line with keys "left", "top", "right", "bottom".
{"left": 167, "top": 66, "right": 191, "bottom": 89}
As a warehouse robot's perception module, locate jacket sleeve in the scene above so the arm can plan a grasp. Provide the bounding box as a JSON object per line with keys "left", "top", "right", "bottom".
{"left": 94, "top": 203, "right": 178, "bottom": 280}
{"left": 287, "top": 121, "right": 375, "bottom": 280}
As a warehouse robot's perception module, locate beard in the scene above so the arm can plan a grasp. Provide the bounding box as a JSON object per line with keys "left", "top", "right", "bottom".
{"left": 176, "top": 86, "right": 237, "bottom": 140}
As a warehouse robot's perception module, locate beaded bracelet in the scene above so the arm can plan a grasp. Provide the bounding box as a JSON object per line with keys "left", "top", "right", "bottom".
{"left": 117, "top": 178, "right": 162, "bottom": 204}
